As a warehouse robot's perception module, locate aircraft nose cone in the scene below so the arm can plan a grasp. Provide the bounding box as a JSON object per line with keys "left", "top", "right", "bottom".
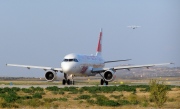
{"left": 61, "top": 62, "right": 74, "bottom": 74}
{"left": 63, "top": 66, "right": 72, "bottom": 73}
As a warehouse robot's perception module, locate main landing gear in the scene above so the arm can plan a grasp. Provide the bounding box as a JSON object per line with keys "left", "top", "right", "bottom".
{"left": 62, "top": 73, "right": 75, "bottom": 85}
{"left": 100, "top": 79, "right": 108, "bottom": 85}
{"left": 99, "top": 73, "right": 108, "bottom": 85}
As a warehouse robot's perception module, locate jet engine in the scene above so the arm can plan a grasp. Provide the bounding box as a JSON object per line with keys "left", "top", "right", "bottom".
{"left": 45, "top": 70, "right": 57, "bottom": 81}
{"left": 104, "top": 70, "right": 116, "bottom": 82}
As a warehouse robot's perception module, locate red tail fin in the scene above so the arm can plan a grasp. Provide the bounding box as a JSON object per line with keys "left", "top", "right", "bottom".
{"left": 96, "top": 28, "right": 102, "bottom": 55}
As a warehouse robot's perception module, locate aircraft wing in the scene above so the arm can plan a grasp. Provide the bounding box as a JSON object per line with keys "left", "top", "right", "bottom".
{"left": 6, "top": 64, "right": 62, "bottom": 72}
{"left": 113, "top": 63, "right": 172, "bottom": 70}
{"left": 92, "top": 63, "right": 173, "bottom": 73}
{"left": 104, "top": 59, "right": 131, "bottom": 63}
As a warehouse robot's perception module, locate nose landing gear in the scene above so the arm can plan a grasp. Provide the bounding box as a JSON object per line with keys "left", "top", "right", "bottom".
{"left": 62, "top": 73, "right": 75, "bottom": 85}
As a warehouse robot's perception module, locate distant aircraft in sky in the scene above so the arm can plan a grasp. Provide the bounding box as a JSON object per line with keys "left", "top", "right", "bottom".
{"left": 127, "top": 25, "right": 141, "bottom": 29}
{"left": 6, "top": 29, "right": 172, "bottom": 85}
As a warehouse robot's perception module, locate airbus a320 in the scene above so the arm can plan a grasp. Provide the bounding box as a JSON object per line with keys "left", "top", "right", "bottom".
{"left": 6, "top": 29, "right": 172, "bottom": 85}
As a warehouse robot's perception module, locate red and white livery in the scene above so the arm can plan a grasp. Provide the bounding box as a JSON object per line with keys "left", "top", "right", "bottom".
{"left": 6, "top": 28, "right": 172, "bottom": 85}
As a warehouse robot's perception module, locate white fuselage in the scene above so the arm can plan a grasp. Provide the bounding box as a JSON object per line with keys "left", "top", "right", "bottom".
{"left": 61, "top": 53, "right": 104, "bottom": 76}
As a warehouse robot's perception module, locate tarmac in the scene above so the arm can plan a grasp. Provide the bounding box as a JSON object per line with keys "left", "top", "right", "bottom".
{"left": 0, "top": 80, "right": 179, "bottom": 88}
{"left": 0, "top": 84, "right": 114, "bottom": 88}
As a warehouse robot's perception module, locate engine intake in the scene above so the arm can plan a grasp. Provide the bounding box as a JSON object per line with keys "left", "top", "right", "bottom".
{"left": 45, "top": 70, "right": 57, "bottom": 81}
{"left": 104, "top": 70, "right": 116, "bottom": 82}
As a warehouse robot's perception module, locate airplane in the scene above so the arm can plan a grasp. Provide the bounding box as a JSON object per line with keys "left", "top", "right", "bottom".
{"left": 127, "top": 25, "right": 141, "bottom": 29}
{"left": 6, "top": 28, "right": 172, "bottom": 85}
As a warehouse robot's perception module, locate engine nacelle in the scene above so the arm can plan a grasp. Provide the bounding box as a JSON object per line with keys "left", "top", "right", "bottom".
{"left": 45, "top": 70, "right": 57, "bottom": 82}
{"left": 104, "top": 70, "right": 116, "bottom": 82}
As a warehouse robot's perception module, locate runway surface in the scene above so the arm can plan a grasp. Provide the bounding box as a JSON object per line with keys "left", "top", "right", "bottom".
{"left": 0, "top": 85, "right": 113, "bottom": 88}
{"left": 0, "top": 80, "right": 179, "bottom": 88}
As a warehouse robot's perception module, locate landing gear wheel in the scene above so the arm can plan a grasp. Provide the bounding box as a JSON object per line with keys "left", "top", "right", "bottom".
{"left": 67, "top": 79, "right": 70, "bottom": 85}
{"left": 100, "top": 79, "right": 104, "bottom": 85}
{"left": 71, "top": 80, "right": 75, "bottom": 85}
{"left": 62, "top": 79, "right": 66, "bottom": 85}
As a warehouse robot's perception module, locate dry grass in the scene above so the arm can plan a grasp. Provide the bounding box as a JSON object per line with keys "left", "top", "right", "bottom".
{"left": 1, "top": 78, "right": 180, "bottom": 109}
{"left": 11, "top": 87, "right": 179, "bottom": 109}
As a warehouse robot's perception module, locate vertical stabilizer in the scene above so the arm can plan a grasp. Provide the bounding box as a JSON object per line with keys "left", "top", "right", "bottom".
{"left": 96, "top": 28, "right": 102, "bottom": 56}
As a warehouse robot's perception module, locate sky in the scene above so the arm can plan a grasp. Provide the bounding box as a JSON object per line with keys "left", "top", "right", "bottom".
{"left": 0, "top": 0, "right": 179, "bottom": 77}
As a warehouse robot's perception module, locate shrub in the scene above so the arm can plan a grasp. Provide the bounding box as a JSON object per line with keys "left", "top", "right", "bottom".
{"left": 78, "top": 95, "right": 91, "bottom": 100}
{"left": 68, "top": 90, "right": 78, "bottom": 94}
{"left": 67, "top": 87, "right": 78, "bottom": 92}
{"left": 94, "top": 94, "right": 120, "bottom": 106}
{"left": 46, "top": 86, "right": 59, "bottom": 91}
{"left": 22, "top": 88, "right": 33, "bottom": 93}
{"left": 0, "top": 88, "right": 5, "bottom": 93}
{"left": 128, "top": 93, "right": 139, "bottom": 105}
{"left": 3, "top": 87, "right": 12, "bottom": 93}
{"left": 86, "top": 99, "right": 95, "bottom": 105}
{"left": 59, "top": 91, "right": 65, "bottom": 95}
{"left": 110, "top": 94, "right": 123, "bottom": 100}
{"left": 32, "top": 93, "right": 42, "bottom": 99}
{"left": 93, "top": 94, "right": 107, "bottom": 100}
{"left": 79, "top": 100, "right": 83, "bottom": 104}
{"left": 73, "top": 98, "right": 79, "bottom": 100}
{"left": 81, "top": 86, "right": 101, "bottom": 93}
{"left": 96, "top": 99, "right": 119, "bottom": 106}
{"left": 100, "top": 86, "right": 116, "bottom": 93}
{"left": 78, "top": 89, "right": 84, "bottom": 94}
{"left": 117, "top": 100, "right": 130, "bottom": 105}
{"left": 21, "top": 95, "right": 32, "bottom": 99}
{"left": 116, "top": 85, "right": 136, "bottom": 92}
{"left": 30, "top": 86, "right": 44, "bottom": 92}
{"left": 52, "top": 90, "right": 65, "bottom": 95}
{"left": 52, "top": 91, "right": 58, "bottom": 95}
{"left": 141, "top": 100, "right": 149, "bottom": 107}
{"left": 2, "top": 92, "right": 19, "bottom": 103}
{"left": 149, "top": 79, "right": 168, "bottom": 108}
{"left": 11, "top": 87, "right": 20, "bottom": 92}
{"left": 139, "top": 96, "right": 149, "bottom": 107}
{"left": 58, "top": 97, "right": 68, "bottom": 102}
{"left": 44, "top": 98, "right": 58, "bottom": 103}
{"left": 167, "top": 98, "right": 175, "bottom": 102}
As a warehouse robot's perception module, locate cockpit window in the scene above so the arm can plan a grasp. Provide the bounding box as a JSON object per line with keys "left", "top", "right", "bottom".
{"left": 63, "top": 58, "right": 78, "bottom": 62}
{"left": 74, "top": 59, "right": 78, "bottom": 62}
{"left": 63, "top": 59, "right": 68, "bottom": 62}
{"left": 69, "top": 59, "right": 73, "bottom": 62}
